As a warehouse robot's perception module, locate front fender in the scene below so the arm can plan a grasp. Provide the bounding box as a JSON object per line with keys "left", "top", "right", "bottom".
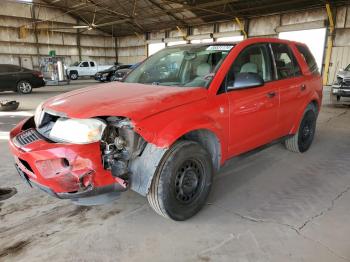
{"left": 129, "top": 115, "right": 227, "bottom": 196}
{"left": 135, "top": 111, "right": 229, "bottom": 163}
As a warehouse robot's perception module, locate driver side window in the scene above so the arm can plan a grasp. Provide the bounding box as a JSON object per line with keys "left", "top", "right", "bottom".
{"left": 227, "top": 44, "right": 273, "bottom": 88}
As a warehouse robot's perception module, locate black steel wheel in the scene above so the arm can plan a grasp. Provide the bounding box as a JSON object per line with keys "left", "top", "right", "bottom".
{"left": 147, "top": 141, "right": 213, "bottom": 221}
{"left": 174, "top": 159, "right": 205, "bottom": 204}
{"left": 297, "top": 110, "right": 316, "bottom": 152}
{"left": 285, "top": 104, "right": 317, "bottom": 153}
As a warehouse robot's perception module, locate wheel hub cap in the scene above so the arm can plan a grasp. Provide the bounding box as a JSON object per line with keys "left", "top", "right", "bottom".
{"left": 20, "top": 83, "right": 31, "bottom": 93}
{"left": 175, "top": 160, "right": 202, "bottom": 203}
{"left": 303, "top": 125, "right": 311, "bottom": 138}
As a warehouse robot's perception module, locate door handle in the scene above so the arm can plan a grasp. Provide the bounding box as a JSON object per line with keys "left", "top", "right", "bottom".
{"left": 300, "top": 84, "right": 306, "bottom": 91}
{"left": 266, "top": 91, "right": 276, "bottom": 98}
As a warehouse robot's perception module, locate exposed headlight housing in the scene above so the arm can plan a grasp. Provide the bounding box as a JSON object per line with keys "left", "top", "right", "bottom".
{"left": 34, "top": 102, "right": 44, "bottom": 127}
{"left": 49, "top": 118, "right": 106, "bottom": 144}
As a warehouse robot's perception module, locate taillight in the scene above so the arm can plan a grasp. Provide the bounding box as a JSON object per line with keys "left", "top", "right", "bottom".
{"left": 32, "top": 71, "right": 43, "bottom": 78}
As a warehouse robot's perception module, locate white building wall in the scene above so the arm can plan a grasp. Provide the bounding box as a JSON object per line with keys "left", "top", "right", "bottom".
{"left": 0, "top": 1, "right": 117, "bottom": 69}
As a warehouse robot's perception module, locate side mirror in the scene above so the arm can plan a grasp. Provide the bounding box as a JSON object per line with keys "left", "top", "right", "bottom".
{"left": 228, "top": 72, "right": 264, "bottom": 90}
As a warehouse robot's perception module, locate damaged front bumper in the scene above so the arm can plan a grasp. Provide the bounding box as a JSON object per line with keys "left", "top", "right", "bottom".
{"left": 332, "top": 84, "right": 350, "bottom": 97}
{"left": 9, "top": 117, "right": 128, "bottom": 201}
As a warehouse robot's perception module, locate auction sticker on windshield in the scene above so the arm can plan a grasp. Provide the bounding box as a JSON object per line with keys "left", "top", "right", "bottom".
{"left": 206, "top": 45, "right": 233, "bottom": 51}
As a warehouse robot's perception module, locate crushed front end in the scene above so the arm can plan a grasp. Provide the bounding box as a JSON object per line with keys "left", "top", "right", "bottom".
{"left": 8, "top": 109, "right": 147, "bottom": 204}
{"left": 332, "top": 75, "right": 350, "bottom": 97}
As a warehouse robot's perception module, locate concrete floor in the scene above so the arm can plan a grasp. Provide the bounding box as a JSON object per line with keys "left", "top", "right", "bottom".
{"left": 0, "top": 82, "right": 350, "bottom": 262}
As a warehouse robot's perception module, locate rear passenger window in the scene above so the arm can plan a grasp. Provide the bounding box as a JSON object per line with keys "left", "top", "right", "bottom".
{"left": 90, "top": 62, "right": 95, "bottom": 67}
{"left": 271, "top": 44, "right": 301, "bottom": 79}
{"left": 296, "top": 45, "right": 319, "bottom": 74}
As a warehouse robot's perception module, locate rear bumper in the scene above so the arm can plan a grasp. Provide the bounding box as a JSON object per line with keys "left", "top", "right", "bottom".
{"left": 32, "top": 78, "right": 46, "bottom": 88}
{"left": 9, "top": 117, "right": 127, "bottom": 199}
{"left": 331, "top": 85, "right": 350, "bottom": 97}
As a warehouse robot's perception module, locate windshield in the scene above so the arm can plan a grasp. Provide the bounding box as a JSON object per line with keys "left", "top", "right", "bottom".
{"left": 345, "top": 64, "right": 350, "bottom": 71}
{"left": 71, "top": 62, "right": 80, "bottom": 66}
{"left": 124, "top": 44, "right": 234, "bottom": 87}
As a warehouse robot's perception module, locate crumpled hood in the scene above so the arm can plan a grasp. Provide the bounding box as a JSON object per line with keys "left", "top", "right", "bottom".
{"left": 337, "top": 70, "right": 350, "bottom": 79}
{"left": 43, "top": 82, "right": 208, "bottom": 121}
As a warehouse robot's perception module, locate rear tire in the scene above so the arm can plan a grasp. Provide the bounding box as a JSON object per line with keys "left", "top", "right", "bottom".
{"left": 147, "top": 141, "right": 213, "bottom": 221}
{"left": 17, "top": 80, "right": 32, "bottom": 94}
{"left": 285, "top": 104, "right": 317, "bottom": 153}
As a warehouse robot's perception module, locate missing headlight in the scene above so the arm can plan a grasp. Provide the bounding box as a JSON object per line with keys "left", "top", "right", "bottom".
{"left": 101, "top": 117, "right": 146, "bottom": 179}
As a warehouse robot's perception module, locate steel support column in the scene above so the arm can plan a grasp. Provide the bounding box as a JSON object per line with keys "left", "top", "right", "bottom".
{"left": 323, "top": 3, "right": 335, "bottom": 85}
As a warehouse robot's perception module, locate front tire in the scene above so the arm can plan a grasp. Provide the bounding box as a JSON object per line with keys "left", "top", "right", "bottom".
{"left": 330, "top": 92, "right": 340, "bottom": 105}
{"left": 17, "top": 80, "right": 32, "bottom": 94}
{"left": 69, "top": 72, "right": 78, "bottom": 80}
{"left": 147, "top": 141, "right": 213, "bottom": 221}
{"left": 285, "top": 104, "right": 317, "bottom": 153}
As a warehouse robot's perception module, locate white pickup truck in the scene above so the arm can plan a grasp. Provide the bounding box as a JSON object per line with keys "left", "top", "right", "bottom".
{"left": 66, "top": 61, "right": 113, "bottom": 80}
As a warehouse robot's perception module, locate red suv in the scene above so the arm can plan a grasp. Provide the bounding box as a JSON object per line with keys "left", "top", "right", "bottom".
{"left": 9, "top": 38, "right": 322, "bottom": 220}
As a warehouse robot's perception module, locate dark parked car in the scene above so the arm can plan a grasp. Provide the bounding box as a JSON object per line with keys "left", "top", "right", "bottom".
{"left": 94, "top": 64, "right": 132, "bottom": 82}
{"left": 113, "top": 62, "right": 141, "bottom": 81}
{"left": 0, "top": 64, "right": 45, "bottom": 94}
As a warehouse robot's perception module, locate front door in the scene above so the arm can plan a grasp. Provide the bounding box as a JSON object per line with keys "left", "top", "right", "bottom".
{"left": 225, "top": 43, "right": 280, "bottom": 156}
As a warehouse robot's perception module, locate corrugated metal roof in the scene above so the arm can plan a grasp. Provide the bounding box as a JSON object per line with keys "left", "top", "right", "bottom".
{"left": 35, "top": 0, "right": 347, "bottom": 36}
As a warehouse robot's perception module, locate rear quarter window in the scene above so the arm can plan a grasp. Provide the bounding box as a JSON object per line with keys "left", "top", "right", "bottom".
{"left": 296, "top": 45, "right": 319, "bottom": 74}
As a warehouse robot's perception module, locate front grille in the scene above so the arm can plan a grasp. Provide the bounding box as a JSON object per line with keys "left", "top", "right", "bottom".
{"left": 344, "top": 80, "right": 350, "bottom": 87}
{"left": 14, "top": 128, "right": 42, "bottom": 147}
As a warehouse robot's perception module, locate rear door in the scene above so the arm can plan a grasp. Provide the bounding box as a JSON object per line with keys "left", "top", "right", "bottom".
{"left": 89, "top": 61, "right": 97, "bottom": 75}
{"left": 270, "top": 43, "right": 306, "bottom": 136}
{"left": 225, "top": 43, "right": 280, "bottom": 156}
{"left": 295, "top": 43, "right": 322, "bottom": 102}
{"left": 0, "top": 65, "right": 19, "bottom": 91}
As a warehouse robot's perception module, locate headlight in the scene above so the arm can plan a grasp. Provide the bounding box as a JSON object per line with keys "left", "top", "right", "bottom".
{"left": 49, "top": 118, "right": 106, "bottom": 144}
{"left": 34, "top": 102, "right": 44, "bottom": 127}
